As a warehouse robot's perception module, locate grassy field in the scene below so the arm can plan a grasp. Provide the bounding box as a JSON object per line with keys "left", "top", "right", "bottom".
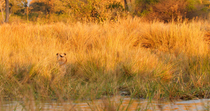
{"left": 0, "top": 17, "right": 210, "bottom": 103}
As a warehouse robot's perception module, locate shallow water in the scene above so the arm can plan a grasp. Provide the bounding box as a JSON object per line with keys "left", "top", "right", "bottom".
{"left": 1, "top": 96, "right": 210, "bottom": 111}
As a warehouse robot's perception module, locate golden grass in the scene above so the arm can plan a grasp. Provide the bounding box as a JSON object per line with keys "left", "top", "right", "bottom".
{"left": 0, "top": 17, "right": 210, "bottom": 100}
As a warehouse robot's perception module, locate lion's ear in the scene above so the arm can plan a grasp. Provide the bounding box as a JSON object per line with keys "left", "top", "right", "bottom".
{"left": 64, "top": 53, "right": 66, "bottom": 55}
{"left": 56, "top": 53, "right": 59, "bottom": 55}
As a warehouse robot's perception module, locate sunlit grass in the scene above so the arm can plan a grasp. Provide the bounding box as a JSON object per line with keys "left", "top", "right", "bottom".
{"left": 0, "top": 17, "right": 210, "bottom": 103}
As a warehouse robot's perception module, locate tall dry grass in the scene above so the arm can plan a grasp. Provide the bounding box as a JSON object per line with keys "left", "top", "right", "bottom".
{"left": 0, "top": 17, "right": 210, "bottom": 101}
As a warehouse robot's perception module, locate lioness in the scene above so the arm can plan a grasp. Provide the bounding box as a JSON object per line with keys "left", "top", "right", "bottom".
{"left": 56, "top": 53, "right": 67, "bottom": 76}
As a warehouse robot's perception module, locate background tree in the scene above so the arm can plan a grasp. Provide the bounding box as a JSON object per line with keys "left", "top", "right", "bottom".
{"left": 5, "top": 0, "right": 9, "bottom": 22}
{"left": 2, "top": 0, "right": 28, "bottom": 23}
{"left": 10, "top": 0, "right": 28, "bottom": 15}
{"left": 124, "top": 0, "right": 128, "bottom": 10}
{"left": 29, "top": 0, "right": 68, "bottom": 19}
{"left": 0, "top": 0, "right": 5, "bottom": 22}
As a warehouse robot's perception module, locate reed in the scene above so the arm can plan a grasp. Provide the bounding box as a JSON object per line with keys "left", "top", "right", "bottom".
{"left": 0, "top": 17, "right": 209, "bottom": 102}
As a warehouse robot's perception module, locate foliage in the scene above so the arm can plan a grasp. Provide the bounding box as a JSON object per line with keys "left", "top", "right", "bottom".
{"left": 10, "top": 0, "right": 28, "bottom": 14}
{"left": 149, "top": 0, "right": 188, "bottom": 22}
{"left": 27, "top": 0, "right": 126, "bottom": 22}
{"left": 1, "top": 0, "right": 209, "bottom": 23}
{"left": 186, "top": 0, "right": 201, "bottom": 11}
{"left": 134, "top": 0, "right": 210, "bottom": 22}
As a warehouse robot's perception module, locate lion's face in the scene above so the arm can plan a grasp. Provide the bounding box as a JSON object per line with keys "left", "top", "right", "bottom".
{"left": 56, "top": 53, "right": 67, "bottom": 66}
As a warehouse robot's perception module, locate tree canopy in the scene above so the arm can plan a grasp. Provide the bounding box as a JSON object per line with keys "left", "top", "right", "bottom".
{"left": 1, "top": 0, "right": 210, "bottom": 22}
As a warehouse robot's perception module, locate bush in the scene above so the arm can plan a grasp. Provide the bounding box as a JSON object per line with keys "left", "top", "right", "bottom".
{"left": 135, "top": 0, "right": 205, "bottom": 22}
{"left": 65, "top": 0, "right": 126, "bottom": 22}
{"left": 151, "top": 0, "right": 188, "bottom": 22}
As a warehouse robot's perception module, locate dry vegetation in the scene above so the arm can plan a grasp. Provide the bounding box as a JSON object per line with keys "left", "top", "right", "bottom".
{"left": 0, "top": 17, "right": 210, "bottom": 104}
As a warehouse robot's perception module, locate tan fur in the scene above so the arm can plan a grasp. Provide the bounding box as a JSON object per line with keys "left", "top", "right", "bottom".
{"left": 56, "top": 53, "right": 67, "bottom": 77}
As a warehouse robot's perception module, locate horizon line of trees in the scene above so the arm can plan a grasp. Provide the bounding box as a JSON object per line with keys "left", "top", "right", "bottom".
{"left": 1, "top": 0, "right": 210, "bottom": 23}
